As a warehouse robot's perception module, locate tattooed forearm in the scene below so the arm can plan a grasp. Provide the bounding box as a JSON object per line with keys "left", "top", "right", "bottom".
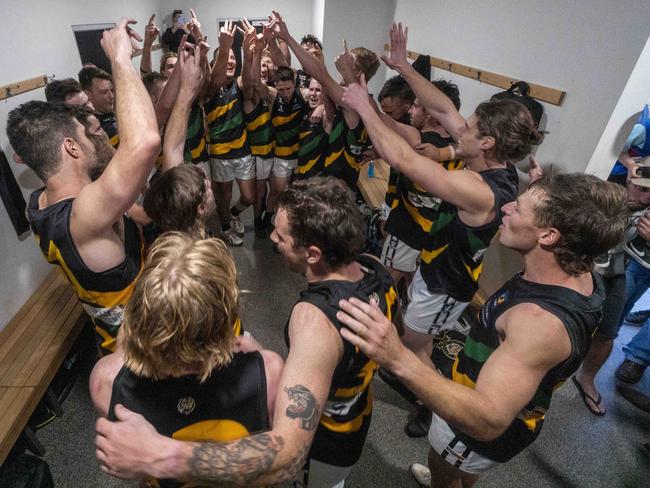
{"left": 187, "top": 433, "right": 284, "bottom": 486}
{"left": 276, "top": 441, "right": 310, "bottom": 483}
{"left": 284, "top": 385, "right": 320, "bottom": 430}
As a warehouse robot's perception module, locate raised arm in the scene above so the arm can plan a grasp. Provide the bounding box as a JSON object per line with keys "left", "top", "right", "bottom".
{"left": 241, "top": 19, "right": 261, "bottom": 110}
{"left": 207, "top": 20, "right": 236, "bottom": 97}
{"left": 153, "top": 36, "right": 186, "bottom": 128}
{"left": 139, "top": 14, "right": 159, "bottom": 75}
{"left": 341, "top": 77, "right": 494, "bottom": 216}
{"left": 337, "top": 298, "right": 570, "bottom": 442}
{"left": 382, "top": 23, "right": 465, "bottom": 140}
{"left": 263, "top": 25, "right": 291, "bottom": 68}
{"left": 71, "top": 19, "right": 160, "bottom": 238}
{"left": 96, "top": 303, "right": 341, "bottom": 486}
{"left": 162, "top": 41, "right": 206, "bottom": 170}
{"left": 268, "top": 12, "right": 343, "bottom": 106}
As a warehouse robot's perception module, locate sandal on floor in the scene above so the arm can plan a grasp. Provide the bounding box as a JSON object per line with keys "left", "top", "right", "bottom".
{"left": 572, "top": 376, "right": 605, "bottom": 416}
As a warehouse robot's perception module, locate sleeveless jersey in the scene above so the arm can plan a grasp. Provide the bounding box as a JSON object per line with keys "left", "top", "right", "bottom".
{"left": 183, "top": 100, "right": 209, "bottom": 163}
{"left": 296, "top": 110, "right": 328, "bottom": 179}
{"left": 28, "top": 189, "right": 144, "bottom": 354}
{"left": 322, "top": 110, "right": 368, "bottom": 191}
{"left": 285, "top": 255, "right": 398, "bottom": 466}
{"left": 244, "top": 100, "right": 274, "bottom": 159}
{"left": 419, "top": 165, "right": 518, "bottom": 302}
{"left": 449, "top": 272, "right": 604, "bottom": 462}
{"left": 97, "top": 112, "right": 119, "bottom": 149}
{"left": 108, "top": 351, "right": 269, "bottom": 488}
{"left": 272, "top": 88, "right": 309, "bottom": 159}
{"left": 205, "top": 80, "right": 250, "bottom": 159}
{"left": 384, "top": 131, "right": 464, "bottom": 250}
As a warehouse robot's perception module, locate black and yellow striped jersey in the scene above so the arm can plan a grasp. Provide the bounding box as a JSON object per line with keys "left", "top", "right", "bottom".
{"left": 97, "top": 112, "right": 119, "bottom": 149}
{"left": 108, "top": 351, "right": 269, "bottom": 488}
{"left": 296, "top": 111, "right": 328, "bottom": 179}
{"left": 448, "top": 272, "right": 603, "bottom": 462}
{"left": 27, "top": 189, "right": 144, "bottom": 354}
{"left": 322, "top": 110, "right": 368, "bottom": 191}
{"left": 183, "top": 100, "right": 209, "bottom": 163}
{"left": 285, "top": 254, "right": 398, "bottom": 467}
{"left": 384, "top": 131, "right": 464, "bottom": 251}
{"left": 204, "top": 80, "right": 250, "bottom": 159}
{"left": 272, "top": 89, "right": 309, "bottom": 160}
{"left": 419, "top": 165, "right": 518, "bottom": 302}
{"left": 244, "top": 100, "right": 274, "bottom": 159}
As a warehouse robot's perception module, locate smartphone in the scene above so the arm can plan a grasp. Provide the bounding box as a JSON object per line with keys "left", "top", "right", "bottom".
{"left": 176, "top": 14, "right": 186, "bottom": 25}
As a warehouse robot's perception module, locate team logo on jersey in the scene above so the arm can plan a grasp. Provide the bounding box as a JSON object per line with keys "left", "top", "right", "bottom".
{"left": 177, "top": 397, "right": 196, "bottom": 415}
{"left": 408, "top": 191, "right": 442, "bottom": 209}
{"left": 368, "top": 292, "right": 380, "bottom": 304}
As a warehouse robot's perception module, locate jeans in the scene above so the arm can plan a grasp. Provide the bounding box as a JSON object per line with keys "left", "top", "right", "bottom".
{"left": 621, "top": 259, "right": 650, "bottom": 365}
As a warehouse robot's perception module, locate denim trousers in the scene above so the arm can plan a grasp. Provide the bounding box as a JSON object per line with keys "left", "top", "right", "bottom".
{"left": 622, "top": 259, "right": 650, "bottom": 366}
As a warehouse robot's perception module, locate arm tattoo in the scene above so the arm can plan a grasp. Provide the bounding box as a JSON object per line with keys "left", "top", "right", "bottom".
{"left": 284, "top": 384, "right": 320, "bottom": 431}
{"left": 187, "top": 433, "right": 284, "bottom": 486}
{"left": 276, "top": 442, "right": 310, "bottom": 484}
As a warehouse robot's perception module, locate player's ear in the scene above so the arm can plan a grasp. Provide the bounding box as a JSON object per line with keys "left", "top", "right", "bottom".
{"left": 306, "top": 245, "right": 322, "bottom": 265}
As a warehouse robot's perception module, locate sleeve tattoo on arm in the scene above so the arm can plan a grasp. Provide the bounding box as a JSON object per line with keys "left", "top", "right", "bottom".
{"left": 188, "top": 433, "right": 284, "bottom": 486}
{"left": 285, "top": 385, "right": 320, "bottom": 431}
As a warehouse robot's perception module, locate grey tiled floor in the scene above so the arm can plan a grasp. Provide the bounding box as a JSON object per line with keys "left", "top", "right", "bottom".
{"left": 25, "top": 208, "right": 650, "bottom": 486}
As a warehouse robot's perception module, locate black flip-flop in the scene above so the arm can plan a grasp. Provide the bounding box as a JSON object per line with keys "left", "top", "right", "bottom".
{"left": 572, "top": 376, "right": 605, "bottom": 416}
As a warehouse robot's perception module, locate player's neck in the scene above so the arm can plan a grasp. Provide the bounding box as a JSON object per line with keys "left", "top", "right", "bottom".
{"left": 307, "top": 260, "right": 363, "bottom": 283}
{"left": 43, "top": 169, "right": 90, "bottom": 207}
{"left": 521, "top": 250, "right": 592, "bottom": 294}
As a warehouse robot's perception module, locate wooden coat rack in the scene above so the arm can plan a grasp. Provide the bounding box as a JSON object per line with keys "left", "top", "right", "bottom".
{"left": 0, "top": 44, "right": 161, "bottom": 102}
{"left": 386, "top": 44, "right": 566, "bottom": 106}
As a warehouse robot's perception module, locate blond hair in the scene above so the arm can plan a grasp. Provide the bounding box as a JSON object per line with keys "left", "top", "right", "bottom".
{"left": 121, "top": 232, "right": 239, "bottom": 382}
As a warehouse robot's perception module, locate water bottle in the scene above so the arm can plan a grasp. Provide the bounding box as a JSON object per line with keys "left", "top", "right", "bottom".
{"left": 368, "top": 160, "right": 375, "bottom": 178}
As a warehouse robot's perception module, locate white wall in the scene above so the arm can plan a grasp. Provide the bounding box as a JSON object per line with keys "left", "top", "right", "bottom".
{"left": 320, "top": 0, "right": 396, "bottom": 97}
{"left": 392, "top": 0, "right": 650, "bottom": 175}
{"left": 586, "top": 35, "right": 650, "bottom": 177}
{"left": 0, "top": 0, "right": 161, "bottom": 330}
{"left": 162, "top": 0, "right": 314, "bottom": 60}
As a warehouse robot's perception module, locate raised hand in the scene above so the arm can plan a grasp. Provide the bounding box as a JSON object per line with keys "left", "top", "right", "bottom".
{"left": 241, "top": 18, "right": 259, "bottom": 53}
{"left": 381, "top": 22, "right": 409, "bottom": 71}
{"left": 219, "top": 19, "right": 237, "bottom": 51}
{"left": 143, "top": 14, "right": 159, "bottom": 46}
{"left": 177, "top": 36, "right": 203, "bottom": 98}
{"left": 187, "top": 9, "right": 204, "bottom": 42}
{"left": 266, "top": 10, "right": 290, "bottom": 41}
{"left": 335, "top": 39, "right": 357, "bottom": 84}
{"left": 528, "top": 154, "right": 543, "bottom": 183}
{"left": 341, "top": 73, "right": 373, "bottom": 114}
{"left": 101, "top": 18, "right": 142, "bottom": 62}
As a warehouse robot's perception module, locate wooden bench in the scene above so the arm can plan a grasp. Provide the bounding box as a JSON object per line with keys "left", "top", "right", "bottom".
{"left": 0, "top": 269, "right": 86, "bottom": 464}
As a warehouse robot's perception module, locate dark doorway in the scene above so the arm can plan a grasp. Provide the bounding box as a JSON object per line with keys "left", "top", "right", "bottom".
{"left": 72, "top": 23, "right": 116, "bottom": 74}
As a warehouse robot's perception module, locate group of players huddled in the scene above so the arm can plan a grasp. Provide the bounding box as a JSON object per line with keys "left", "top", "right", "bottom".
{"left": 6, "top": 9, "right": 630, "bottom": 488}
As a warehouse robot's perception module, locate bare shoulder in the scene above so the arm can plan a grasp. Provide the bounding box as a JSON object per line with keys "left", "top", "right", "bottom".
{"left": 288, "top": 301, "right": 343, "bottom": 359}
{"left": 289, "top": 301, "right": 332, "bottom": 334}
{"left": 498, "top": 302, "right": 571, "bottom": 367}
